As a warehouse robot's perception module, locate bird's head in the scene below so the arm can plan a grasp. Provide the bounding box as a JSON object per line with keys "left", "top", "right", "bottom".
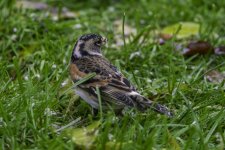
{"left": 72, "top": 33, "right": 107, "bottom": 58}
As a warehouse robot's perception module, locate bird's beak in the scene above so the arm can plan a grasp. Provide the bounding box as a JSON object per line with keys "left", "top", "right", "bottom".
{"left": 101, "top": 37, "right": 107, "bottom": 45}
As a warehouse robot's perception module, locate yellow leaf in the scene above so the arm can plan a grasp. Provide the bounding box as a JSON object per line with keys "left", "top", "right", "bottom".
{"left": 161, "top": 22, "right": 200, "bottom": 39}
{"left": 69, "top": 121, "right": 100, "bottom": 148}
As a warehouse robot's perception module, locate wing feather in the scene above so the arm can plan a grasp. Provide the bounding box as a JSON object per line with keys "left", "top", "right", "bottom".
{"left": 72, "top": 55, "right": 173, "bottom": 117}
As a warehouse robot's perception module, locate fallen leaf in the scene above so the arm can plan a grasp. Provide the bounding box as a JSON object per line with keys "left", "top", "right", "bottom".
{"left": 182, "top": 41, "right": 213, "bottom": 56}
{"left": 16, "top": 1, "right": 77, "bottom": 20}
{"left": 50, "top": 7, "right": 77, "bottom": 21}
{"left": 161, "top": 22, "right": 200, "bottom": 39}
{"left": 16, "top": 1, "right": 48, "bottom": 10}
{"left": 214, "top": 46, "right": 225, "bottom": 55}
{"left": 205, "top": 70, "right": 225, "bottom": 83}
{"left": 69, "top": 121, "right": 100, "bottom": 148}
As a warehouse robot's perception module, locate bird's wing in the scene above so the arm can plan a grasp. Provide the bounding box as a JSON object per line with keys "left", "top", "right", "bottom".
{"left": 73, "top": 56, "right": 136, "bottom": 91}
{"left": 71, "top": 56, "right": 173, "bottom": 117}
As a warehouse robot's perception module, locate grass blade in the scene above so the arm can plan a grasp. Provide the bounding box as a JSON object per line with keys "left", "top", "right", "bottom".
{"left": 204, "top": 110, "right": 225, "bottom": 144}
{"left": 73, "top": 73, "right": 96, "bottom": 88}
{"left": 96, "top": 87, "right": 103, "bottom": 120}
{"left": 122, "top": 12, "right": 126, "bottom": 49}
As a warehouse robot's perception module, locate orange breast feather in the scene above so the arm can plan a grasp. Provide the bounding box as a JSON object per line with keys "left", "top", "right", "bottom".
{"left": 69, "top": 63, "right": 86, "bottom": 81}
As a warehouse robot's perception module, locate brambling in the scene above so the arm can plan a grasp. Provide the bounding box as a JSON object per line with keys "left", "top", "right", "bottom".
{"left": 69, "top": 33, "right": 173, "bottom": 117}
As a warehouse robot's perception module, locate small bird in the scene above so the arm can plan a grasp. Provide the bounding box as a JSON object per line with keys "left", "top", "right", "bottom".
{"left": 69, "top": 33, "right": 173, "bottom": 117}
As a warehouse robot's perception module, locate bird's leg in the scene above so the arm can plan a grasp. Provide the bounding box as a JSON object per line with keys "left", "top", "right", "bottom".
{"left": 91, "top": 108, "right": 99, "bottom": 117}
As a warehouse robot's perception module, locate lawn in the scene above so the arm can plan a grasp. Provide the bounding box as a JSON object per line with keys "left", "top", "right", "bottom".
{"left": 0, "top": 0, "right": 225, "bottom": 149}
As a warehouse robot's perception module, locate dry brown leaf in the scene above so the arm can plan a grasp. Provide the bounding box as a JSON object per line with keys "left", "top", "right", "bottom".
{"left": 51, "top": 7, "right": 77, "bottom": 21}
{"left": 182, "top": 41, "right": 213, "bottom": 56}
{"left": 16, "top": 1, "right": 48, "bottom": 10}
{"left": 16, "top": 1, "right": 77, "bottom": 20}
{"left": 205, "top": 70, "right": 225, "bottom": 83}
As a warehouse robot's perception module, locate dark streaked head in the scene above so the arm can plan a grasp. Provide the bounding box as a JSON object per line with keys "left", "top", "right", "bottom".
{"left": 72, "top": 33, "right": 107, "bottom": 59}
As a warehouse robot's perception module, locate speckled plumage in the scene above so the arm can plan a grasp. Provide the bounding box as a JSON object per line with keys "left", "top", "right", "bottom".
{"left": 69, "top": 33, "right": 173, "bottom": 117}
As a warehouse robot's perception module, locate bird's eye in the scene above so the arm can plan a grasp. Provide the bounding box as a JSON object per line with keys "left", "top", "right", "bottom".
{"left": 95, "top": 41, "right": 101, "bottom": 46}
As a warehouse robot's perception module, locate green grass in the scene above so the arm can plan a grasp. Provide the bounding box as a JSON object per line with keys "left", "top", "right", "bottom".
{"left": 0, "top": 0, "right": 225, "bottom": 149}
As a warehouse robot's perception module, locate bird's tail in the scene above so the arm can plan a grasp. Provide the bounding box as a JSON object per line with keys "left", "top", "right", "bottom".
{"left": 130, "top": 93, "right": 174, "bottom": 117}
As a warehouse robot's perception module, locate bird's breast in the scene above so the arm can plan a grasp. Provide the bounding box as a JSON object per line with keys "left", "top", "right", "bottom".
{"left": 69, "top": 63, "right": 86, "bottom": 81}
